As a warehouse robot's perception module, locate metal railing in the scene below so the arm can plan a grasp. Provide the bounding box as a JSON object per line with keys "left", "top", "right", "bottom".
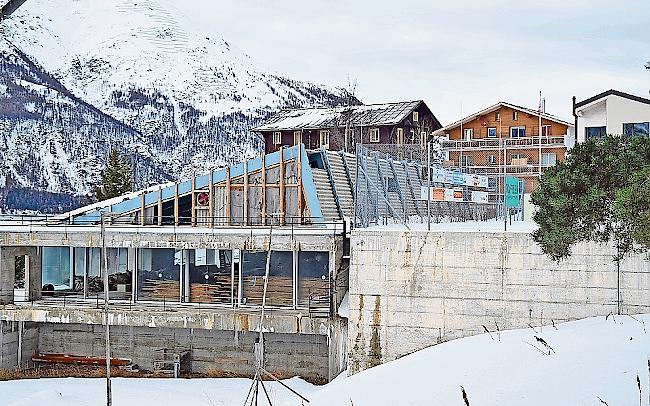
{"left": 442, "top": 136, "right": 566, "bottom": 150}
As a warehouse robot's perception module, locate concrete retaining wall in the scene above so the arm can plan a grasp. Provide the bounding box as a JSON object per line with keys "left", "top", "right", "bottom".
{"left": 348, "top": 229, "right": 650, "bottom": 374}
{"left": 38, "top": 323, "right": 330, "bottom": 382}
{"left": 0, "top": 321, "right": 38, "bottom": 369}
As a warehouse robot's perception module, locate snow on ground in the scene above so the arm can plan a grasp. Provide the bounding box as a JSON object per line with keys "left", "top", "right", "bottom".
{"left": 2, "top": 314, "right": 649, "bottom": 405}
{"left": 310, "top": 314, "right": 650, "bottom": 406}
{"left": 1, "top": 376, "right": 317, "bottom": 406}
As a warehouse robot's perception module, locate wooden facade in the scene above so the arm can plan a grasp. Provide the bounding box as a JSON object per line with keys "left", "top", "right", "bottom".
{"left": 256, "top": 101, "right": 442, "bottom": 153}
{"left": 436, "top": 103, "right": 573, "bottom": 193}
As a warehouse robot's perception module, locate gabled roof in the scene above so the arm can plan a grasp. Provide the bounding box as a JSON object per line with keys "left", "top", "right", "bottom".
{"left": 433, "top": 101, "right": 573, "bottom": 134}
{"left": 575, "top": 89, "right": 650, "bottom": 109}
{"left": 254, "top": 101, "right": 437, "bottom": 132}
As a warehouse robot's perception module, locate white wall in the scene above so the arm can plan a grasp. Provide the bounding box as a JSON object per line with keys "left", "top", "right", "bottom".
{"left": 606, "top": 95, "right": 650, "bottom": 135}
{"left": 576, "top": 95, "right": 650, "bottom": 143}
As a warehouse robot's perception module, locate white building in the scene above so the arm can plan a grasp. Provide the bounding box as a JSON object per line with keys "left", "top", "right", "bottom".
{"left": 573, "top": 89, "right": 650, "bottom": 143}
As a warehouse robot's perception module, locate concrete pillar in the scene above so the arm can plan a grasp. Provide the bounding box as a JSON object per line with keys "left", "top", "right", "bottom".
{"left": 0, "top": 247, "right": 16, "bottom": 305}
{"left": 26, "top": 247, "right": 42, "bottom": 301}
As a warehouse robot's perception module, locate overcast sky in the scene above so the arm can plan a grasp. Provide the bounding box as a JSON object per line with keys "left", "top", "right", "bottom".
{"left": 178, "top": 0, "right": 648, "bottom": 124}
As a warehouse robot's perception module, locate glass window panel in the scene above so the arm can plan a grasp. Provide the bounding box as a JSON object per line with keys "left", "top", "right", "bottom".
{"left": 298, "top": 251, "right": 329, "bottom": 310}
{"left": 241, "top": 251, "right": 294, "bottom": 307}
{"left": 42, "top": 247, "right": 71, "bottom": 291}
{"left": 189, "top": 249, "right": 233, "bottom": 304}
{"left": 137, "top": 248, "right": 181, "bottom": 302}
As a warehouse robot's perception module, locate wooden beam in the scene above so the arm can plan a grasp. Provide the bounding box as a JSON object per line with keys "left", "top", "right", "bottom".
{"left": 140, "top": 192, "right": 145, "bottom": 226}
{"left": 297, "top": 145, "right": 303, "bottom": 224}
{"left": 209, "top": 170, "right": 214, "bottom": 228}
{"left": 191, "top": 176, "right": 196, "bottom": 227}
{"left": 243, "top": 160, "right": 249, "bottom": 226}
{"left": 174, "top": 183, "right": 179, "bottom": 226}
{"left": 261, "top": 153, "right": 267, "bottom": 226}
{"left": 226, "top": 167, "right": 231, "bottom": 226}
{"left": 279, "top": 146, "right": 285, "bottom": 225}
{"left": 157, "top": 187, "right": 162, "bottom": 226}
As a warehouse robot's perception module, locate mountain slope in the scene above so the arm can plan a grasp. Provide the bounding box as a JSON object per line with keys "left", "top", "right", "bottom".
{"left": 0, "top": 0, "right": 348, "bottom": 211}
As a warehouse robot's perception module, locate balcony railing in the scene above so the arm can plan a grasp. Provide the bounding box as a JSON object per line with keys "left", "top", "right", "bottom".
{"left": 446, "top": 163, "right": 556, "bottom": 176}
{"left": 442, "top": 136, "right": 567, "bottom": 151}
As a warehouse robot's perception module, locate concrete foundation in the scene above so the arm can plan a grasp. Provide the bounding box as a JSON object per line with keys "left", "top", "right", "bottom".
{"left": 348, "top": 229, "right": 650, "bottom": 374}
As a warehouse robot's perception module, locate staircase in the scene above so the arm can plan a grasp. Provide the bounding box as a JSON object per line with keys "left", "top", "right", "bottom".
{"left": 311, "top": 168, "right": 341, "bottom": 222}
{"left": 326, "top": 151, "right": 354, "bottom": 218}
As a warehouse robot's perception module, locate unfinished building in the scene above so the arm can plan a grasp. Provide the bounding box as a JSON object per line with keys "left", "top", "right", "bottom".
{"left": 0, "top": 143, "right": 490, "bottom": 382}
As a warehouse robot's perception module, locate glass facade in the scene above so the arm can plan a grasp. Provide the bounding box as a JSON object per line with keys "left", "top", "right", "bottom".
{"left": 298, "top": 251, "right": 329, "bottom": 309}
{"left": 42, "top": 247, "right": 71, "bottom": 291}
{"left": 137, "top": 248, "right": 181, "bottom": 302}
{"left": 241, "top": 251, "right": 294, "bottom": 307}
{"left": 189, "top": 249, "right": 233, "bottom": 304}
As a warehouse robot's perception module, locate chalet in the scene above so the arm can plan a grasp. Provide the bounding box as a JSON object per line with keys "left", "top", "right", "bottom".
{"left": 254, "top": 101, "right": 442, "bottom": 153}
{"left": 573, "top": 89, "right": 650, "bottom": 142}
{"left": 433, "top": 102, "right": 575, "bottom": 193}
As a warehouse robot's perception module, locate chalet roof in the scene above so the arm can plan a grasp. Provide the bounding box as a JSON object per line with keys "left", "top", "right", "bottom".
{"left": 433, "top": 102, "right": 573, "bottom": 135}
{"left": 254, "top": 101, "right": 427, "bottom": 132}
{"left": 575, "top": 89, "right": 650, "bottom": 109}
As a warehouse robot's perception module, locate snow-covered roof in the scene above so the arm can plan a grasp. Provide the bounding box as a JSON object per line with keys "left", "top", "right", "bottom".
{"left": 433, "top": 102, "right": 573, "bottom": 134}
{"left": 254, "top": 101, "right": 426, "bottom": 132}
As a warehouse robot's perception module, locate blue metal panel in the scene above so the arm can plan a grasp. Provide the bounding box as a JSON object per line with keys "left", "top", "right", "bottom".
{"left": 178, "top": 180, "right": 192, "bottom": 195}
{"left": 110, "top": 196, "right": 141, "bottom": 214}
{"left": 161, "top": 185, "right": 175, "bottom": 200}
{"left": 247, "top": 156, "right": 262, "bottom": 172}
{"left": 195, "top": 174, "right": 209, "bottom": 189}
{"left": 300, "top": 145, "right": 324, "bottom": 223}
{"left": 144, "top": 190, "right": 158, "bottom": 206}
{"left": 212, "top": 169, "right": 227, "bottom": 184}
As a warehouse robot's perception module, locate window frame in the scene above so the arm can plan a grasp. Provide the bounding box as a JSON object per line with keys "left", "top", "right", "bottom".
{"left": 293, "top": 130, "right": 302, "bottom": 145}
{"left": 463, "top": 128, "right": 473, "bottom": 140}
{"left": 487, "top": 127, "right": 497, "bottom": 138}
{"left": 541, "top": 125, "right": 552, "bottom": 137}
{"left": 272, "top": 131, "right": 282, "bottom": 145}
{"left": 541, "top": 152, "right": 557, "bottom": 166}
{"left": 623, "top": 122, "right": 650, "bottom": 137}
{"left": 420, "top": 131, "right": 428, "bottom": 145}
{"left": 319, "top": 130, "right": 330, "bottom": 148}
{"left": 510, "top": 126, "right": 526, "bottom": 138}
{"left": 513, "top": 111, "right": 518, "bottom": 121}
{"left": 396, "top": 127, "right": 404, "bottom": 144}
{"left": 369, "top": 128, "right": 380, "bottom": 143}
{"left": 412, "top": 111, "right": 419, "bottom": 122}
{"left": 585, "top": 126, "right": 606, "bottom": 140}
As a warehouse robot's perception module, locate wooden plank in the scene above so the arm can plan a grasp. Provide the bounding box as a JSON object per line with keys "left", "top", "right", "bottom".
{"left": 243, "top": 160, "right": 249, "bottom": 226}
{"left": 157, "top": 187, "right": 162, "bottom": 226}
{"left": 226, "top": 167, "right": 231, "bottom": 226}
{"left": 261, "top": 153, "right": 267, "bottom": 225}
{"left": 140, "top": 192, "right": 145, "bottom": 226}
{"left": 174, "top": 183, "right": 179, "bottom": 226}
{"left": 279, "top": 146, "right": 285, "bottom": 225}
{"left": 209, "top": 170, "right": 214, "bottom": 228}
{"left": 191, "top": 176, "right": 196, "bottom": 227}
{"left": 297, "top": 146, "right": 303, "bottom": 224}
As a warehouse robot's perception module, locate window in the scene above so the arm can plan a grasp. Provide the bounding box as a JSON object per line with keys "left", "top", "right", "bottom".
{"left": 396, "top": 128, "right": 404, "bottom": 144}
{"left": 272, "top": 131, "right": 282, "bottom": 145}
{"left": 463, "top": 128, "right": 473, "bottom": 140}
{"left": 510, "top": 126, "right": 526, "bottom": 138}
{"left": 386, "top": 177, "right": 399, "bottom": 192}
{"left": 541, "top": 125, "right": 551, "bottom": 137}
{"left": 541, "top": 153, "right": 557, "bottom": 166}
{"left": 585, "top": 126, "right": 606, "bottom": 140}
{"left": 293, "top": 131, "right": 302, "bottom": 145}
{"left": 460, "top": 156, "right": 474, "bottom": 166}
{"left": 420, "top": 131, "right": 428, "bottom": 145}
{"left": 369, "top": 128, "right": 380, "bottom": 143}
{"left": 319, "top": 130, "right": 330, "bottom": 148}
{"left": 345, "top": 128, "right": 355, "bottom": 141}
{"left": 487, "top": 127, "right": 497, "bottom": 138}
{"left": 495, "top": 111, "right": 500, "bottom": 121}
{"left": 513, "top": 111, "right": 518, "bottom": 120}
{"left": 487, "top": 155, "right": 497, "bottom": 165}
{"left": 412, "top": 111, "right": 419, "bottom": 122}
{"left": 511, "top": 153, "right": 528, "bottom": 165}
{"left": 623, "top": 122, "right": 650, "bottom": 137}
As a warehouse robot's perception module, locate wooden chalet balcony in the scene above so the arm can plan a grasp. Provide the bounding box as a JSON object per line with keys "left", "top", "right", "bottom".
{"left": 448, "top": 162, "right": 556, "bottom": 176}
{"left": 441, "top": 136, "right": 567, "bottom": 151}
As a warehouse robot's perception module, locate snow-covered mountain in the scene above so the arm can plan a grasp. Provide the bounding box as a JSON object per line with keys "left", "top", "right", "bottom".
{"left": 0, "top": 0, "right": 349, "bottom": 211}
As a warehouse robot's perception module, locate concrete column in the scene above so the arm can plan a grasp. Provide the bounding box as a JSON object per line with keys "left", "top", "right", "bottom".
{"left": 27, "top": 247, "right": 42, "bottom": 301}
{"left": 0, "top": 247, "right": 16, "bottom": 305}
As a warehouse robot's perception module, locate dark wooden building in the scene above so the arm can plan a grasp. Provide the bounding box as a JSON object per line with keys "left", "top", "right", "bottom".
{"left": 254, "top": 100, "right": 442, "bottom": 153}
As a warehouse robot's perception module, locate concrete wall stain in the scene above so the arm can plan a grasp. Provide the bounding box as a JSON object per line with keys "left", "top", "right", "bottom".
{"left": 367, "top": 295, "right": 381, "bottom": 369}
{"left": 350, "top": 293, "right": 365, "bottom": 374}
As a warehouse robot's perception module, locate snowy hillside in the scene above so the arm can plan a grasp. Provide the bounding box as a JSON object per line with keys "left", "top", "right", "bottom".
{"left": 2, "top": 314, "right": 650, "bottom": 405}
{"left": 0, "top": 0, "right": 349, "bottom": 211}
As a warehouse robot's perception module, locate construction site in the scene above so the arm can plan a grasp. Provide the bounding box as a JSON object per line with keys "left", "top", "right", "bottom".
{"left": 0, "top": 142, "right": 493, "bottom": 383}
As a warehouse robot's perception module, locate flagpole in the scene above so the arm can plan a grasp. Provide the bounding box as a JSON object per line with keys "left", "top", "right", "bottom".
{"left": 538, "top": 91, "right": 542, "bottom": 180}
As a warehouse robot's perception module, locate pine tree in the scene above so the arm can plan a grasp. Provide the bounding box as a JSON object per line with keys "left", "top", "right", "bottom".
{"left": 531, "top": 135, "right": 650, "bottom": 261}
{"left": 95, "top": 148, "right": 133, "bottom": 202}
